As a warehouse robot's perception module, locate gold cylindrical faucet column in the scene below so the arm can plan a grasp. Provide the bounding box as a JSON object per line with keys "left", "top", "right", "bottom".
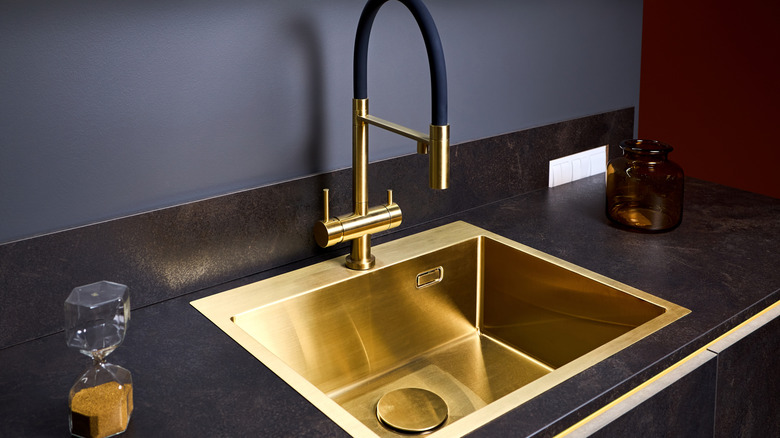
{"left": 353, "top": 99, "right": 369, "bottom": 215}
{"left": 347, "top": 235, "right": 374, "bottom": 270}
{"left": 429, "top": 124, "right": 450, "bottom": 190}
{"left": 350, "top": 98, "right": 374, "bottom": 269}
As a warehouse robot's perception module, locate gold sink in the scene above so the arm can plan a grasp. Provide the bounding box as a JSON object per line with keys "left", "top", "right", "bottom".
{"left": 191, "top": 221, "right": 689, "bottom": 437}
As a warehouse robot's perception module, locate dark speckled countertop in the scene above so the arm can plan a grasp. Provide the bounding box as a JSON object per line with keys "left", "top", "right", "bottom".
{"left": 1, "top": 175, "right": 778, "bottom": 437}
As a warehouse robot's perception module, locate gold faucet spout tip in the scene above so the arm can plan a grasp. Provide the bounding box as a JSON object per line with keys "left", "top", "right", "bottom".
{"left": 429, "top": 124, "right": 450, "bottom": 190}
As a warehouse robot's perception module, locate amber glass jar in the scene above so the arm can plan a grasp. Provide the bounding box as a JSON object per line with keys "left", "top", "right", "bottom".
{"left": 606, "top": 139, "right": 684, "bottom": 231}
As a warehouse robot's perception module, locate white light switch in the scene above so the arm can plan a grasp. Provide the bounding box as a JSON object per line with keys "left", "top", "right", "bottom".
{"left": 548, "top": 145, "right": 607, "bottom": 187}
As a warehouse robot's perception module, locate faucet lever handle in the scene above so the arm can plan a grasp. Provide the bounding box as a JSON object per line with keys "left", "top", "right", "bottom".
{"left": 323, "top": 188, "right": 330, "bottom": 222}
{"left": 386, "top": 189, "right": 393, "bottom": 205}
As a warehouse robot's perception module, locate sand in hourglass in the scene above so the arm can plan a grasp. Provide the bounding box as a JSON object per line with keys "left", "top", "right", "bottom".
{"left": 70, "top": 382, "right": 133, "bottom": 438}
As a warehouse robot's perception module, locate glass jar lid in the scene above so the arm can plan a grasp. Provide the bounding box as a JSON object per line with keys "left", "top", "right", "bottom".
{"left": 619, "top": 139, "right": 673, "bottom": 155}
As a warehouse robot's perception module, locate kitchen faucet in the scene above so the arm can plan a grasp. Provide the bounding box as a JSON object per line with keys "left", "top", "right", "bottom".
{"left": 314, "top": 0, "right": 450, "bottom": 270}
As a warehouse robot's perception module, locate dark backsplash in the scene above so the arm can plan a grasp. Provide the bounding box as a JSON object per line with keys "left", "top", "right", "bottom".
{"left": 0, "top": 108, "right": 633, "bottom": 349}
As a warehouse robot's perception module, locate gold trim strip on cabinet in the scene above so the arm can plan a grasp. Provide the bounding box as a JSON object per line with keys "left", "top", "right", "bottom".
{"left": 555, "top": 298, "right": 780, "bottom": 438}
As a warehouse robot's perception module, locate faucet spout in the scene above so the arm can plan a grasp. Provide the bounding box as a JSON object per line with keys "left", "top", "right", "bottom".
{"left": 314, "top": 0, "right": 449, "bottom": 270}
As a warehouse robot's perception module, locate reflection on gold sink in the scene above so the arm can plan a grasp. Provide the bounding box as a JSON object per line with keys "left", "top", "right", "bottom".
{"left": 191, "top": 221, "right": 689, "bottom": 437}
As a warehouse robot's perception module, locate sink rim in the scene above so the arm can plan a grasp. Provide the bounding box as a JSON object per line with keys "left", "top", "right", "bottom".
{"left": 191, "top": 221, "right": 690, "bottom": 437}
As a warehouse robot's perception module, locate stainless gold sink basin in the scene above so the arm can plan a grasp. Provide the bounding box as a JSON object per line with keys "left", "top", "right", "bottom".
{"left": 191, "top": 221, "right": 689, "bottom": 437}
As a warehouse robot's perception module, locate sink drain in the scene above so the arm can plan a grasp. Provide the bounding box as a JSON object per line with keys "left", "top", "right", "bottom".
{"left": 376, "top": 388, "right": 448, "bottom": 434}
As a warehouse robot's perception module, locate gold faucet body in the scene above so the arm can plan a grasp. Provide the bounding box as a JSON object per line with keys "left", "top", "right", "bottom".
{"left": 314, "top": 98, "right": 449, "bottom": 270}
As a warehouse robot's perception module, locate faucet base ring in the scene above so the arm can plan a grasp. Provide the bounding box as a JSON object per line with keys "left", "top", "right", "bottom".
{"left": 346, "top": 254, "right": 376, "bottom": 270}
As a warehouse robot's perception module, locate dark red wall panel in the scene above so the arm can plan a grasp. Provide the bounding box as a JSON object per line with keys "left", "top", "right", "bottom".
{"left": 639, "top": 0, "right": 780, "bottom": 198}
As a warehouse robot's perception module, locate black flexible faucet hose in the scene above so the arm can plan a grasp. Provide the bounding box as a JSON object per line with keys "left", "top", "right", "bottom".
{"left": 353, "top": 0, "right": 448, "bottom": 126}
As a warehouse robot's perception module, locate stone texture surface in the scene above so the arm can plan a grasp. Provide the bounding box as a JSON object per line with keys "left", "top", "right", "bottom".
{"left": 1, "top": 171, "right": 778, "bottom": 437}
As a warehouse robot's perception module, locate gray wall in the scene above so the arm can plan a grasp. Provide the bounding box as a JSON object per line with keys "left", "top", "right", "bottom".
{"left": 0, "top": 0, "right": 643, "bottom": 243}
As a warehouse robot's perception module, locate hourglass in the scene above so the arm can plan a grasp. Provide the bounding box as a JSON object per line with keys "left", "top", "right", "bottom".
{"left": 65, "top": 281, "right": 133, "bottom": 438}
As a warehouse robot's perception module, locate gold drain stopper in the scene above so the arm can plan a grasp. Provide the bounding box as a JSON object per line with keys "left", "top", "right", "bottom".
{"left": 376, "top": 388, "right": 448, "bottom": 434}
